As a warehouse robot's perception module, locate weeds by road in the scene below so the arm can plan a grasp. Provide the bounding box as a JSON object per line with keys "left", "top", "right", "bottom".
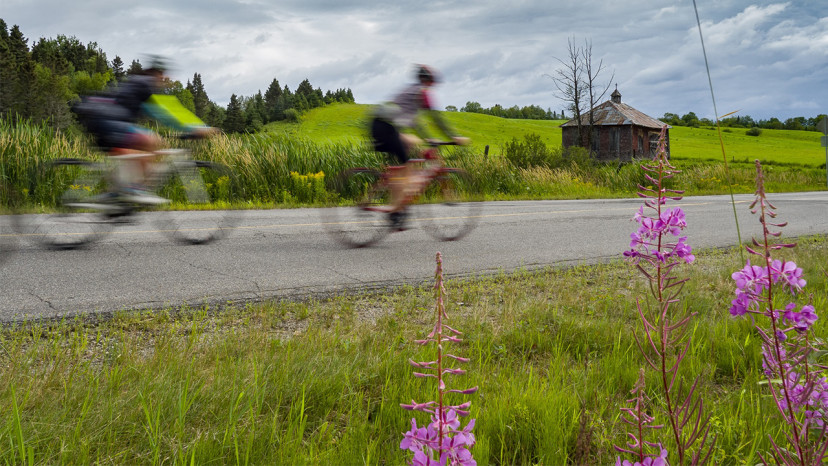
{"left": 2, "top": 236, "right": 827, "bottom": 464}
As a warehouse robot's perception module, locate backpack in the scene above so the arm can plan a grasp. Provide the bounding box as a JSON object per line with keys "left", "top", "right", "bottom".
{"left": 71, "top": 93, "right": 130, "bottom": 131}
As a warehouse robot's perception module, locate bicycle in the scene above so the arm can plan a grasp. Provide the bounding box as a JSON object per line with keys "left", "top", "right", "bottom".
{"left": 323, "top": 140, "right": 479, "bottom": 248}
{"left": 14, "top": 139, "right": 241, "bottom": 249}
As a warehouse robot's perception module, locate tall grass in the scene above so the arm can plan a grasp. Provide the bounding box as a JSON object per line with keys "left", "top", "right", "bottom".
{"left": 2, "top": 118, "right": 825, "bottom": 211}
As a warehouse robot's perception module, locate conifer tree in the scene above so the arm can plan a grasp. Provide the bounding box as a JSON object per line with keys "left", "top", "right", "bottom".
{"left": 186, "top": 73, "right": 210, "bottom": 118}
{"left": 223, "top": 93, "right": 245, "bottom": 133}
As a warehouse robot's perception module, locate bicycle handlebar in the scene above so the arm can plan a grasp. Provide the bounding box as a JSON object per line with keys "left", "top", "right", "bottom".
{"left": 424, "top": 139, "right": 460, "bottom": 147}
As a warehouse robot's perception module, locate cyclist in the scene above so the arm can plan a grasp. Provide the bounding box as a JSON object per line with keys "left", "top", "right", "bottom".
{"left": 369, "top": 64, "right": 469, "bottom": 229}
{"left": 75, "top": 56, "right": 215, "bottom": 205}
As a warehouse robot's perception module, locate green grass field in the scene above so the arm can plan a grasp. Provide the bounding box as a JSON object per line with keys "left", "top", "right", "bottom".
{"left": 269, "top": 103, "right": 827, "bottom": 167}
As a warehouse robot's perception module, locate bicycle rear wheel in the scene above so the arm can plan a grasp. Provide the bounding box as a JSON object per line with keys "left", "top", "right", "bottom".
{"left": 154, "top": 160, "right": 241, "bottom": 245}
{"left": 16, "top": 159, "right": 115, "bottom": 249}
{"left": 322, "top": 169, "right": 391, "bottom": 248}
{"left": 415, "top": 168, "right": 479, "bottom": 241}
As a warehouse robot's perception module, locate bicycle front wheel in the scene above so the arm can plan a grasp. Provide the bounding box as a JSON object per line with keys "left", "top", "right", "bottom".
{"left": 415, "top": 168, "right": 479, "bottom": 241}
{"left": 322, "top": 169, "right": 391, "bottom": 248}
{"left": 154, "top": 160, "right": 241, "bottom": 245}
{"left": 16, "top": 159, "right": 114, "bottom": 249}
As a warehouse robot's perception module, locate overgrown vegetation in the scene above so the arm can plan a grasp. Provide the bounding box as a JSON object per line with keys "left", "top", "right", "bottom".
{"left": 2, "top": 117, "right": 826, "bottom": 211}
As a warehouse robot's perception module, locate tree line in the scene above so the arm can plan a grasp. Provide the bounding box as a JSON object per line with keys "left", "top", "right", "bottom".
{"left": 660, "top": 111, "right": 828, "bottom": 132}
{"left": 0, "top": 20, "right": 355, "bottom": 134}
{"left": 447, "top": 102, "right": 566, "bottom": 120}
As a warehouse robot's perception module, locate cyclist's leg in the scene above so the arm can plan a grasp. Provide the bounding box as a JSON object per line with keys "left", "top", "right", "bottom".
{"left": 370, "top": 118, "right": 409, "bottom": 212}
{"left": 106, "top": 123, "right": 168, "bottom": 204}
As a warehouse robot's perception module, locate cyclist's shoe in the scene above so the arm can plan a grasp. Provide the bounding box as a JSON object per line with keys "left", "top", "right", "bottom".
{"left": 388, "top": 211, "right": 409, "bottom": 232}
{"left": 120, "top": 186, "right": 170, "bottom": 205}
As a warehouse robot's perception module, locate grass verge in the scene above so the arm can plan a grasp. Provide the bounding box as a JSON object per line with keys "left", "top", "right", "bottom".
{"left": 2, "top": 236, "right": 828, "bottom": 464}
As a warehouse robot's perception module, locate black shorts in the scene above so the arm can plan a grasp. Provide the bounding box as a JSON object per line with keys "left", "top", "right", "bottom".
{"left": 370, "top": 118, "right": 408, "bottom": 164}
{"left": 86, "top": 118, "right": 152, "bottom": 151}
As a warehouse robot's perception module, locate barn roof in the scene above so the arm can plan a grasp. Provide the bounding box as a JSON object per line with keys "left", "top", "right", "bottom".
{"left": 560, "top": 92, "right": 667, "bottom": 129}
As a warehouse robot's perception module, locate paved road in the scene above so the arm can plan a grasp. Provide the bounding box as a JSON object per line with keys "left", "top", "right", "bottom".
{"left": 2, "top": 192, "right": 828, "bottom": 321}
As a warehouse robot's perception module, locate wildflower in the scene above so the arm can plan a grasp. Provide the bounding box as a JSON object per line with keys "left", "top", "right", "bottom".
{"left": 401, "top": 253, "right": 477, "bottom": 466}
{"left": 771, "top": 260, "right": 806, "bottom": 291}
{"left": 615, "top": 448, "right": 670, "bottom": 466}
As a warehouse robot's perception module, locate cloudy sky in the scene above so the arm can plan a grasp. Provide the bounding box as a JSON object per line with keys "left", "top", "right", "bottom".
{"left": 4, "top": 1, "right": 827, "bottom": 121}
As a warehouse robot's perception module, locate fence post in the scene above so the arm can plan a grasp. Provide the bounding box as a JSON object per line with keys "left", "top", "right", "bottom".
{"left": 484, "top": 145, "right": 489, "bottom": 159}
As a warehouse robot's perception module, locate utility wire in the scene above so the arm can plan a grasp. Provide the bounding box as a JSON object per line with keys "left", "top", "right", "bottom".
{"left": 692, "top": 0, "right": 744, "bottom": 261}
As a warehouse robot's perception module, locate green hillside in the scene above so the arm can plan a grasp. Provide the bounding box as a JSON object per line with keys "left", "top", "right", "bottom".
{"left": 264, "top": 103, "right": 566, "bottom": 152}
{"left": 266, "top": 103, "right": 826, "bottom": 166}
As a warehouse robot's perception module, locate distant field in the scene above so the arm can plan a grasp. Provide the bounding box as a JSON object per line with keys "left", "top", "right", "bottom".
{"left": 267, "top": 103, "right": 826, "bottom": 167}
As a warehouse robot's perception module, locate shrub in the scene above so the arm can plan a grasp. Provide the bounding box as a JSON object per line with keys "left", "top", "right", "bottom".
{"left": 745, "top": 127, "right": 762, "bottom": 136}
{"left": 284, "top": 108, "right": 301, "bottom": 123}
{"left": 504, "top": 133, "right": 550, "bottom": 169}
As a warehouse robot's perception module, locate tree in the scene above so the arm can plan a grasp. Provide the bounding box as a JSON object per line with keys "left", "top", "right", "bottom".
{"left": 186, "top": 73, "right": 210, "bottom": 119}
{"left": 681, "top": 112, "right": 699, "bottom": 127}
{"left": 128, "top": 59, "right": 142, "bottom": 75}
{"left": 581, "top": 39, "right": 614, "bottom": 150}
{"left": 111, "top": 55, "right": 125, "bottom": 81}
{"left": 264, "top": 78, "right": 282, "bottom": 122}
{"left": 223, "top": 94, "right": 245, "bottom": 133}
{"left": 551, "top": 38, "right": 585, "bottom": 146}
{"left": 5, "top": 24, "right": 36, "bottom": 118}
{"left": 461, "top": 101, "right": 483, "bottom": 113}
{"left": 243, "top": 91, "right": 266, "bottom": 132}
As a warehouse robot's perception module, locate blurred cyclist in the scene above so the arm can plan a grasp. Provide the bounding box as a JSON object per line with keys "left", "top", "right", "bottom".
{"left": 369, "top": 64, "right": 469, "bottom": 229}
{"left": 76, "top": 56, "right": 215, "bottom": 205}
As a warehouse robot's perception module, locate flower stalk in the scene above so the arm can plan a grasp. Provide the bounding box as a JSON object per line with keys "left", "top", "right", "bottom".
{"left": 728, "top": 161, "right": 828, "bottom": 465}
{"left": 619, "top": 126, "right": 713, "bottom": 465}
{"left": 401, "top": 252, "right": 478, "bottom": 466}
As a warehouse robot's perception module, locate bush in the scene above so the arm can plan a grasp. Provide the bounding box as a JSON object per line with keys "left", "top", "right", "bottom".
{"left": 504, "top": 133, "right": 550, "bottom": 169}
{"left": 284, "top": 108, "right": 301, "bottom": 123}
{"left": 745, "top": 127, "right": 762, "bottom": 136}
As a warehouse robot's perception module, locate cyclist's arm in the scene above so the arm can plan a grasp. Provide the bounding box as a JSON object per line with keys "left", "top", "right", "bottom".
{"left": 425, "top": 109, "right": 457, "bottom": 139}
{"left": 142, "top": 94, "right": 210, "bottom": 132}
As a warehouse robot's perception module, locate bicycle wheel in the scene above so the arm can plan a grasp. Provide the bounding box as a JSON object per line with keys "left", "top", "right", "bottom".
{"left": 154, "top": 160, "right": 241, "bottom": 245}
{"left": 415, "top": 168, "right": 479, "bottom": 241}
{"left": 322, "top": 169, "right": 391, "bottom": 248}
{"left": 16, "top": 159, "right": 115, "bottom": 249}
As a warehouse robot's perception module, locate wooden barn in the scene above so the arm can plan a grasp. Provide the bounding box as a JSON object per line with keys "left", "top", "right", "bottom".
{"left": 560, "top": 88, "right": 669, "bottom": 160}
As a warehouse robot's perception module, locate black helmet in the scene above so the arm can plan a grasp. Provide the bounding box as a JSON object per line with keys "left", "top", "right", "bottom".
{"left": 145, "top": 54, "right": 169, "bottom": 73}
{"left": 416, "top": 64, "right": 439, "bottom": 84}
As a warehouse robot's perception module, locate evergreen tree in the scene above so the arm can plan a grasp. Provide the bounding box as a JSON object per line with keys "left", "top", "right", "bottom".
{"left": 111, "top": 55, "right": 125, "bottom": 81}
{"left": 243, "top": 91, "right": 266, "bottom": 132}
{"left": 223, "top": 93, "right": 245, "bottom": 133}
{"left": 264, "top": 78, "right": 281, "bottom": 121}
{"left": 0, "top": 19, "right": 16, "bottom": 114}
{"left": 128, "top": 59, "right": 142, "bottom": 75}
{"left": 186, "top": 73, "right": 209, "bottom": 118}
{"left": 203, "top": 102, "right": 225, "bottom": 128}
{"left": 295, "top": 78, "right": 314, "bottom": 98}
{"left": 6, "top": 25, "right": 35, "bottom": 118}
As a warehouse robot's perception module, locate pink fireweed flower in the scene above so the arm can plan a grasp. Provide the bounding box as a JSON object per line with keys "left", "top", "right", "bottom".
{"left": 615, "top": 448, "right": 669, "bottom": 466}
{"left": 784, "top": 303, "right": 818, "bottom": 333}
{"left": 771, "top": 260, "right": 806, "bottom": 292}
{"left": 732, "top": 260, "right": 769, "bottom": 294}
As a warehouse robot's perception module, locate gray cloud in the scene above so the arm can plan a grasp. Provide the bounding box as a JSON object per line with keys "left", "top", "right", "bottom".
{"left": 3, "top": 1, "right": 827, "bottom": 120}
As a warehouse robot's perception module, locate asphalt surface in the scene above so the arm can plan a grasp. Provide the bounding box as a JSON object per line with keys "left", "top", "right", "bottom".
{"left": 2, "top": 192, "right": 828, "bottom": 322}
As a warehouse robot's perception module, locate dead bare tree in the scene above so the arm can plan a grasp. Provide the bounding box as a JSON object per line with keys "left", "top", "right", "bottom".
{"left": 550, "top": 38, "right": 614, "bottom": 151}
{"left": 550, "top": 38, "right": 585, "bottom": 146}
{"left": 582, "top": 39, "right": 614, "bottom": 151}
